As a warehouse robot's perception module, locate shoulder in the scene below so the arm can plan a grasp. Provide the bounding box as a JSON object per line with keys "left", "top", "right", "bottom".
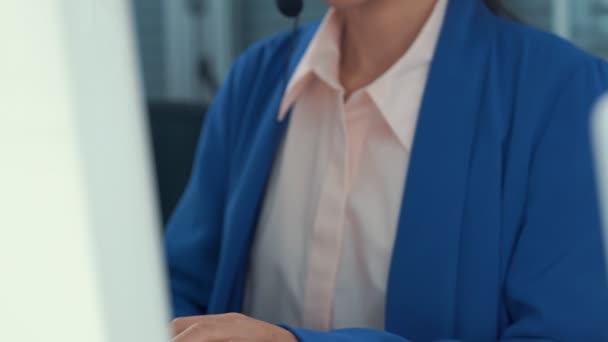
{"left": 228, "top": 22, "right": 319, "bottom": 90}
{"left": 493, "top": 18, "right": 605, "bottom": 88}
{"left": 490, "top": 16, "right": 604, "bottom": 75}
{"left": 492, "top": 14, "right": 606, "bottom": 85}
{"left": 483, "top": 15, "right": 608, "bottom": 121}
{"left": 210, "top": 22, "right": 320, "bottom": 150}
{"left": 476, "top": 15, "right": 608, "bottom": 157}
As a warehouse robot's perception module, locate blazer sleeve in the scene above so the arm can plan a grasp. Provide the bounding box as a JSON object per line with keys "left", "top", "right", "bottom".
{"left": 500, "top": 60, "right": 608, "bottom": 340}
{"left": 164, "top": 55, "right": 244, "bottom": 318}
{"left": 280, "top": 61, "right": 608, "bottom": 342}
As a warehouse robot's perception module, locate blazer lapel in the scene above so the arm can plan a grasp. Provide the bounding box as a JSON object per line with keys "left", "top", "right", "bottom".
{"left": 385, "top": 0, "right": 494, "bottom": 339}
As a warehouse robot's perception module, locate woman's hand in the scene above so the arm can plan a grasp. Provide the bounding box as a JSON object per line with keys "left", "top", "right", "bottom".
{"left": 172, "top": 313, "right": 299, "bottom": 342}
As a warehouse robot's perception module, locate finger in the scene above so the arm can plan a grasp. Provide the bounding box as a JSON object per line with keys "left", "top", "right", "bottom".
{"left": 172, "top": 323, "right": 201, "bottom": 342}
{"left": 173, "top": 323, "right": 231, "bottom": 342}
{"left": 172, "top": 313, "right": 248, "bottom": 340}
{"left": 172, "top": 316, "right": 205, "bottom": 336}
{"left": 172, "top": 315, "right": 233, "bottom": 338}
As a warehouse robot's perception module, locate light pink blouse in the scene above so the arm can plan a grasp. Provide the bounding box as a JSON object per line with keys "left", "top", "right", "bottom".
{"left": 244, "top": 0, "right": 448, "bottom": 330}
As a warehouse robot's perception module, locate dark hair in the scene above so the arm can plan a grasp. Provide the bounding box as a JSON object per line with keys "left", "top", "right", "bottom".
{"left": 484, "top": 0, "right": 502, "bottom": 13}
{"left": 483, "top": 0, "right": 516, "bottom": 19}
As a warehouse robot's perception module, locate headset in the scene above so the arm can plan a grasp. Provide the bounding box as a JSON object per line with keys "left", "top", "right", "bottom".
{"left": 277, "top": 0, "right": 304, "bottom": 18}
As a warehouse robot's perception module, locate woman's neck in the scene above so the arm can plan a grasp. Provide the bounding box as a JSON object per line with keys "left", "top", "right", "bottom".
{"left": 337, "top": 0, "right": 438, "bottom": 97}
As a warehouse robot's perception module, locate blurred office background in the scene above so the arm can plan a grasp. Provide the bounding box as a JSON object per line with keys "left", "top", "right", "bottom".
{"left": 132, "top": 0, "right": 608, "bottom": 222}
{"left": 133, "top": 0, "right": 608, "bottom": 101}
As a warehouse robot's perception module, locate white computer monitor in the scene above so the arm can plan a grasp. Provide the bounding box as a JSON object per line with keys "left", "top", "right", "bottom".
{"left": 593, "top": 94, "right": 608, "bottom": 274}
{"left": 0, "top": 2, "right": 171, "bottom": 342}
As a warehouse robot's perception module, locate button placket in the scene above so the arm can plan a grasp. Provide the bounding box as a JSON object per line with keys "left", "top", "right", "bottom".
{"left": 301, "top": 96, "right": 350, "bottom": 330}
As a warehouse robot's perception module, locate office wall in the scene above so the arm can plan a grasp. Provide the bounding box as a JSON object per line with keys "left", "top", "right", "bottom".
{"left": 132, "top": 0, "right": 166, "bottom": 98}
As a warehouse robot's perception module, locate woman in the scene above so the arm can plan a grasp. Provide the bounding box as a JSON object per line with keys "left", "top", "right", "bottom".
{"left": 166, "top": 0, "right": 608, "bottom": 341}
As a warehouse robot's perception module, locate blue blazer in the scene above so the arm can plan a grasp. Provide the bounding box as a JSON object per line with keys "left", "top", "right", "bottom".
{"left": 165, "top": 0, "right": 608, "bottom": 340}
